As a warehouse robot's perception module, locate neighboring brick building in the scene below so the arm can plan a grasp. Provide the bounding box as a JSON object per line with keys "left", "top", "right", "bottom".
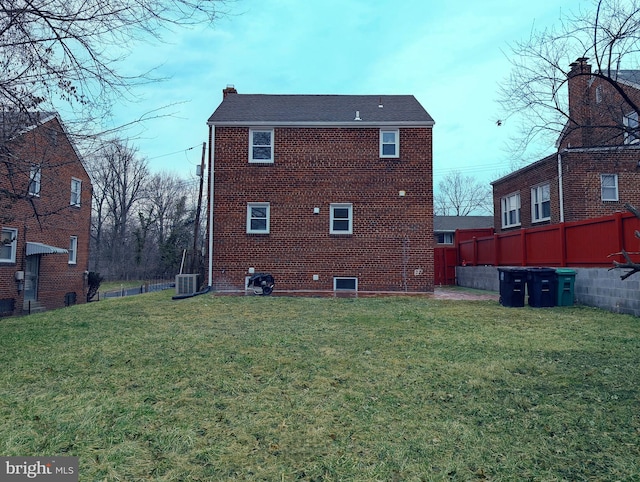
{"left": 0, "top": 113, "right": 92, "bottom": 315}
{"left": 493, "top": 58, "right": 640, "bottom": 232}
{"left": 206, "top": 88, "right": 435, "bottom": 293}
{"left": 433, "top": 216, "right": 494, "bottom": 247}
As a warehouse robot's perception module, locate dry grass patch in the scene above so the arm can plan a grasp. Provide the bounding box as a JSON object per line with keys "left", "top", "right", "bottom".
{"left": 1, "top": 293, "right": 639, "bottom": 480}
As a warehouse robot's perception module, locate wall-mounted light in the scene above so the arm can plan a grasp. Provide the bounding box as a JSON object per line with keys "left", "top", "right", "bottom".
{"left": 313, "top": 207, "right": 320, "bottom": 214}
{"left": 248, "top": 267, "right": 255, "bottom": 274}
{"left": 313, "top": 274, "right": 319, "bottom": 281}
{"left": 399, "top": 190, "right": 406, "bottom": 197}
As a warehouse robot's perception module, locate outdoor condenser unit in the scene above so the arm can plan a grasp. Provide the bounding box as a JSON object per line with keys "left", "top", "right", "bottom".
{"left": 175, "top": 274, "right": 200, "bottom": 296}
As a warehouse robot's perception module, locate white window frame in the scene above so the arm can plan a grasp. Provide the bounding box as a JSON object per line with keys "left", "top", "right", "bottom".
{"left": 601, "top": 174, "right": 619, "bottom": 201}
{"left": 1, "top": 227, "right": 18, "bottom": 263}
{"left": 28, "top": 164, "right": 41, "bottom": 197}
{"left": 623, "top": 111, "right": 639, "bottom": 144}
{"left": 70, "top": 178, "right": 82, "bottom": 206}
{"left": 333, "top": 277, "right": 358, "bottom": 291}
{"left": 249, "top": 129, "right": 274, "bottom": 163}
{"left": 68, "top": 236, "right": 78, "bottom": 265}
{"left": 501, "top": 192, "right": 521, "bottom": 228}
{"left": 330, "top": 203, "right": 353, "bottom": 234}
{"left": 246, "top": 202, "right": 270, "bottom": 234}
{"left": 531, "top": 183, "right": 551, "bottom": 223}
{"left": 380, "top": 129, "right": 399, "bottom": 158}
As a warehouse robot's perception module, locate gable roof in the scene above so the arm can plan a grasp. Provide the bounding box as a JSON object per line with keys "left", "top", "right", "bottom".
{"left": 1, "top": 111, "right": 57, "bottom": 142}
{"left": 208, "top": 94, "right": 434, "bottom": 126}
{"left": 434, "top": 216, "right": 494, "bottom": 232}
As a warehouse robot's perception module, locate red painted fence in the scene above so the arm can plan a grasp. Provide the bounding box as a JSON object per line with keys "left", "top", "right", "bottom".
{"left": 458, "top": 211, "right": 640, "bottom": 268}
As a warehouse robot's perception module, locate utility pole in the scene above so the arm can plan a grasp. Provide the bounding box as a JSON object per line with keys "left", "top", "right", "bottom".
{"left": 191, "top": 142, "right": 206, "bottom": 274}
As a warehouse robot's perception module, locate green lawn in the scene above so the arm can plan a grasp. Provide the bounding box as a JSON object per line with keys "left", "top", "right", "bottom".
{"left": 1, "top": 293, "right": 639, "bottom": 481}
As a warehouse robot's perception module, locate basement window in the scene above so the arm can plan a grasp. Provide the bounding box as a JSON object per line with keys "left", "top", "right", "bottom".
{"left": 334, "top": 277, "right": 358, "bottom": 291}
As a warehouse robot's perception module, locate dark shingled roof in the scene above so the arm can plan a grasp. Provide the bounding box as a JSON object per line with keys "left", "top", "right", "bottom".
{"left": 434, "top": 216, "right": 494, "bottom": 232}
{"left": 1, "top": 111, "right": 57, "bottom": 142}
{"left": 208, "top": 94, "right": 434, "bottom": 126}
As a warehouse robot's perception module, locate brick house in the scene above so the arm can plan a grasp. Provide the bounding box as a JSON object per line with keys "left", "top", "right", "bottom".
{"left": 0, "top": 113, "right": 92, "bottom": 315}
{"left": 206, "top": 88, "right": 435, "bottom": 293}
{"left": 492, "top": 58, "right": 640, "bottom": 232}
{"left": 433, "top": 216, "right": 493, "bottom": 247}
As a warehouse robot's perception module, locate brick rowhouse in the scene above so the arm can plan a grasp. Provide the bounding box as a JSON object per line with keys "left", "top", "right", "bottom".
{"left": 0, "top": 114, "right": 92, "bottom": 315}
{"left": 207, "top": 91, "right": 435, "bottom": 293}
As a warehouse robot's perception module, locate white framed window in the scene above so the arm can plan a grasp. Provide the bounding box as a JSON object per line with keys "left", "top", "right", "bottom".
{"left": 501, "top": 192, "right": 521, "bottom": 228}
{"left": 601, "top": 174, "right": 619, "bottom": 201}
{"left": 249, "top": 129, "right": 274, "bottom": 163}
{"left": 1, "top": 227, "right": 18, "bottom": 263}
{"left": 623, "top": 111, "right": 639, "bottom": 144}
{"left": 436, "top": 233, "right": 454, "bottom": 244}
{"left": 70, "top": 178, "right": 82, "bottom": 206}
{"left": 595, "top": 85, "right": 603, "bottom": 104}
{"left": 380, "top": 129, "right": 399, "bottom": 158}
{"left": 330, "top": 203, "right": 353, "bottom": 234}
{"left": 28, "top": 165, "right": 41, "bottom": 196}
{"left": 531, "top": 183, "right": 551, "bottom": 223}
{"left": 246, "top": 202, "right": 270, "bottom": 234}
{"left": 334, "top": 277, "right": 358, "bottom": 291}
{"left": 68, "top": 236, "right": 78, "bottom": 265}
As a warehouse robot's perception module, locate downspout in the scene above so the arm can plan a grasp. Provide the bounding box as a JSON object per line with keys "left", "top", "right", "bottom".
{"left": 557, "top": 151, "right": 565, "bottom": 223}
{"left": 208, "top": 125, "right": 215, "bottom": 288}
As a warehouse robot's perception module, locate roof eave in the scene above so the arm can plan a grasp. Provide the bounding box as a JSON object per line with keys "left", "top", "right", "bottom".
{"left": 207, "top": 120, "right": 435, "bottom": 127}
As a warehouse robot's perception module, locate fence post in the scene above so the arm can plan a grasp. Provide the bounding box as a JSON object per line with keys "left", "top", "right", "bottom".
{"left": 615, "top": 211, "right": 624, "bottom": 255}
{"left": 493, "top": 233, "right": 499, "bottom": 266}
{"left": 472, "top": 237, "right": 478, "bottom": 266}
{"left": 521, "top": 229, "right": 527, "bottom": 266}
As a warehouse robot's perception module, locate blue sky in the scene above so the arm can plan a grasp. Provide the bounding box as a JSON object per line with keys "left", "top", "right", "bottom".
{"left": 109, "top": 0, "right": 588, "bottom": 189}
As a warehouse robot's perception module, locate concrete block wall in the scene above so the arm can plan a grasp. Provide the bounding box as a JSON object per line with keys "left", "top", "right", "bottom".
{"left": 456, "top": 266, "right": 640, "bottom": 317}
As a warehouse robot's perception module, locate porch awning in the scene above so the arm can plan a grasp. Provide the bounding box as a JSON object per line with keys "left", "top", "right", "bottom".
{"left": 26, "top": 242, "right": 68, "bottom": 256}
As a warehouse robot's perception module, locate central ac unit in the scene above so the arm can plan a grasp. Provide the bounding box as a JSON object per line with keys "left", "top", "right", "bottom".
{"left": 175, "top": 274, "right": 200, "bottom": 295}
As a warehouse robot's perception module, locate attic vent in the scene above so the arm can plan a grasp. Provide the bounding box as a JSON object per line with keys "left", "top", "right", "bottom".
{"left": 354, "top": 110, "right": 361, "bottom": 121}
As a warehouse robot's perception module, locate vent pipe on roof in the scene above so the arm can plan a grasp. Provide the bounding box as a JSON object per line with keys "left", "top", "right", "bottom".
{"left": 354, "top": 110, "right": 361, "bottom": 121}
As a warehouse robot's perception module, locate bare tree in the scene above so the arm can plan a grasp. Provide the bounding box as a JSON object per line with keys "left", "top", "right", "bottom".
{"left": 0, "top": 0, "right": 228, "bottom": 116}
{"left": 610, "top": 203, "right": 640, "bottom": 279}
{"left": 434, "top": 171, "right": 492, "bottom": 216}
{"left": 89, "top": 139, "right": 149, "bottom": 279}
{"left": 498, "top": 0, "right": 640, "bottom": 159}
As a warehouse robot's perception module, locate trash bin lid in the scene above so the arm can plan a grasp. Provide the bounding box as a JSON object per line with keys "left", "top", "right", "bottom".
{"left": 555, "top": 268, "right": 576, "bottom": 275}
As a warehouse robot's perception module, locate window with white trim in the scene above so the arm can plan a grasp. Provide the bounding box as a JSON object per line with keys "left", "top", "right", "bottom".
{"left": 28, "top": 165, "right": 41, "bottom": 196}
{"left": 68, "top": 236, "right": 78, "bottom": 265}
{"left": 380, "top": 129, "right": 399, "bottom": 158}
{"left": 531, "top": 183, "right": 551, "bottom": 223}
{"left": 246, "top": 203, "right": 270, "bottom": 234}
{"left": 1, "top": 227, "right": 18, "bottom": 263}
{"left": 249, "top": 129, "right": 274, "bottom": 163}
{"left": 330, "top": 203, "right": 353, "bottom": 234}
{"left": 334, "top": 277, "right": 358, "bottom": 291}
{"left": 70, "top": 178, "right": 82, "bottom": 206}
{"left": 623, "top": 111, "right": 639, "bottom": 144}
{"left": 436, "top": 233, "right": 454, "bottom": 244}
{"left": 601, "top": 174, "right": 619, "bottom": 201}
{"left": 501, "top": 192, "right": 521, "bottom": 228}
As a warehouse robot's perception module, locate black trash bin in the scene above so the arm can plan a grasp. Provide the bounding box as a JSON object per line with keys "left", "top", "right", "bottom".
{"left": 527, "top": 267, "right": 557, "bottom": 307}
{"left": 498, "top": 268, "right": 528, "bottom": 307}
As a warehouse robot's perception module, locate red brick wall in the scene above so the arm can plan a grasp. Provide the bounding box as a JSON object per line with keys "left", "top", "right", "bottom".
{"left": 492, "top": 148, "right": 640, "bottom": 232}
{"left": 209, "top": 126, "right": 434, "bottom": 292}
{"left": 0, "top": 117, "right": 92, "bottom": 315}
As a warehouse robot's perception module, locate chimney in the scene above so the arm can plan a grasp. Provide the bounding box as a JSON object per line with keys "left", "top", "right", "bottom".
{"left": 223, "top": 84, "right": 237, "bottom": 98}
{"left": 565, "top": 58, "right": 593, "bottom": 147}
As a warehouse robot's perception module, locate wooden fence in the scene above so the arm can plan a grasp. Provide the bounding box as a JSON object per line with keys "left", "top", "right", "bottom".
{"left": 457, "top": 211, "right": 640, "bottom": 268}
